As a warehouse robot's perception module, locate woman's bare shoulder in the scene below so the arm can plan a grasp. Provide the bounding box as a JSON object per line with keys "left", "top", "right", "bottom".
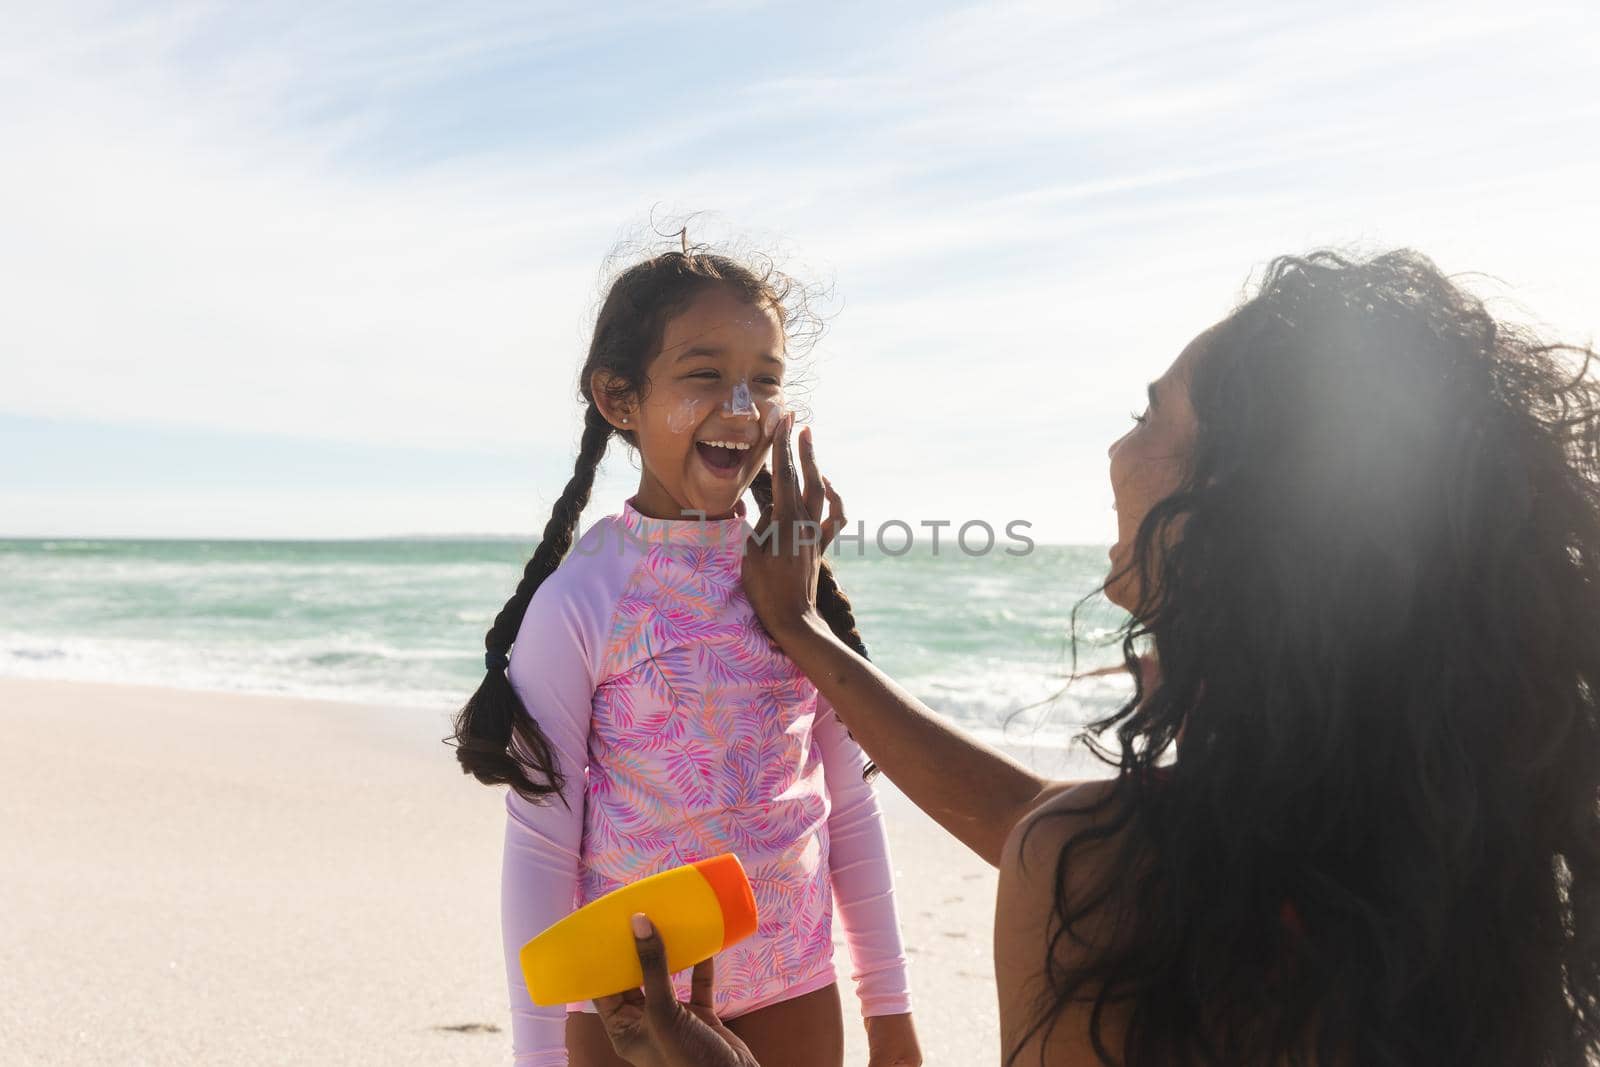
{"left": 994, "top": 778, "right": 1130, "bottom": 1066}
{"left": 997, "top": 779, "right": 1127, "bottom": 923}
{"left": 1003, "top": 778, "right": 1126, "bottom": 875}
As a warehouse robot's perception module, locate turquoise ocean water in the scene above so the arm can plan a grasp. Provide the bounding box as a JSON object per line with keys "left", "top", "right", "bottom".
{"left": 0, "top": 537, "right": 1133, "bottom": 749}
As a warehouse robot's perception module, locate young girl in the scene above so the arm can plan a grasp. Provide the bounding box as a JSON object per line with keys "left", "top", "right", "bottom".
{"left": 453, "top": 248, "right": 919, "bottom": 1067}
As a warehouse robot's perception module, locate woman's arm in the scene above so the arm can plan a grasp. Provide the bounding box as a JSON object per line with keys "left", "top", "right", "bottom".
{"left": 743, "top": 415, "right": 1060, "bottom": 867}
{"left": 782, "top": 613, "right": 1047, "bottom": 867}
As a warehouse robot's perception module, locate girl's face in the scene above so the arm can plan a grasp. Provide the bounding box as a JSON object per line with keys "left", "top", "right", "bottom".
{"left": 609, "top": 286, "right": 787, "bottom": 521}
{"left": 1105, "top": 326, "right": 1206, "bottom": 612}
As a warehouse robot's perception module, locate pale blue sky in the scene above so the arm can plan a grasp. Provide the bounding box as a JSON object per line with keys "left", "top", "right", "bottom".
{"left": 2, "top": 0, "right": 1596, "bottom": 539}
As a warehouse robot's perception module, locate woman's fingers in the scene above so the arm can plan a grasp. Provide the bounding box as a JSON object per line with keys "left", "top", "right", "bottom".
{"left": 630, "top": 914, "right": 677, "bottom": 1021}
{"left": 767, "top": 413, "right": 790, "bottom": 526}
{"left": 820, "top": 476, "right": 846, "bottom": 552}
{"left": 594, "top": 916, "right": 750, "bottom": 1067}
{"left": 689, "top": 956, "right": 715, "bottom": 1014}
{"left": 797, "top": 426, "right": 825, "bottom": 523}
{"left": 769, "top": 412, "right": 800, "bottom": 527}
{"left": 593, "top": 989, "right": 641, "bottom": 1014}
{"left": 751, "top": 483, "right": 773, "bottom": 538}
{"left": 753, "top": 406, "right": 783, "bottom": 536}
{"left": 591, "top": 987, "right": 649, "bottom": 1064}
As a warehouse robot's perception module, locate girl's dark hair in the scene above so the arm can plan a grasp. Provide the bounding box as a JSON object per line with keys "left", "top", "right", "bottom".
{"left": 1018, "top": 250, "right": 1600, "bottom": 1065}
{"left": 451, "top": 247, "right": 874, "bottom": 802}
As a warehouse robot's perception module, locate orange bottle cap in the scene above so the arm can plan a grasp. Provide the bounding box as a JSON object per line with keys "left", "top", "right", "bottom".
{"left": 691, "top": 853, "right": 758, "bottom": 946}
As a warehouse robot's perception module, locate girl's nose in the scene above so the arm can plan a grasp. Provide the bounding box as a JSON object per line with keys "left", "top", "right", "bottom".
{"left": 723, "top": 380, "right": 760, "bottom": 420}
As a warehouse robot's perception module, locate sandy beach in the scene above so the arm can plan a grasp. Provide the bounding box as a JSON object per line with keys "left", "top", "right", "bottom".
{"left": 0, "top": 677, "right": 1097, "bottom": 1065}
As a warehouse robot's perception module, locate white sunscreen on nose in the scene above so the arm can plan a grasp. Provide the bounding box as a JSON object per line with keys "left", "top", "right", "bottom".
{"left": 723, "top": 380, "right": 759, "bottom": 419}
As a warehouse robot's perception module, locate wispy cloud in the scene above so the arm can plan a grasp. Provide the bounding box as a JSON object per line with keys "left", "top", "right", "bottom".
{"left": 2, "top": 0, "right": 1596, "bottom": 538}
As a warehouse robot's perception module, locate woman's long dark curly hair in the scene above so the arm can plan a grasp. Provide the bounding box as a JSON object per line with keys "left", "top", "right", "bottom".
{"left": 1018, "top": 250, "right": 1600, "bottom": 1066}
{"left": 450, "top": 245, "right": 873, "bottom": 803}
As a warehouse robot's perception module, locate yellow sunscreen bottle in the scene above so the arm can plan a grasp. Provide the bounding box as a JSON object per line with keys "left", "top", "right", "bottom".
{"left": 519, "top": 853, "right": 759, "bottom": 1005}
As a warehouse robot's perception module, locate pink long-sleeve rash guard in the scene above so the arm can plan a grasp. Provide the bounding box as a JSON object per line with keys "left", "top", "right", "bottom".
{"left": 500, "top": 501, "right": 911, "bottom": 1066}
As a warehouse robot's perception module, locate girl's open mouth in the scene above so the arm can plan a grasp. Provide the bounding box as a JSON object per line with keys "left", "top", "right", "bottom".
{"left": 695, "top": 440, "right": 748, "bottom": 475}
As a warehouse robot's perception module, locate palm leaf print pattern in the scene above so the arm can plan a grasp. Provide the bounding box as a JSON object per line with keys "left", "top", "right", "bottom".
{"left": 580, "top": 505, "right": 836, "bottom": 1014}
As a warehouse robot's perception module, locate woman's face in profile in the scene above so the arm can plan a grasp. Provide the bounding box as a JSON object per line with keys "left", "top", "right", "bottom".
{"left": 1104, "top": 327, "right": 1206, "bottom": 612}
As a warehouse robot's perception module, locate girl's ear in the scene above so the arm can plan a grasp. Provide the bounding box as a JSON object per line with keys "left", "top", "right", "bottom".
{"left": 591, "top": 371, "right": 637, "bottom": 431}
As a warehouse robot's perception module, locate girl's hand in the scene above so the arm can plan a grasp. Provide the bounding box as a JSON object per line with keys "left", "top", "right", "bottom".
{"left": 593, "top": 914, "right": 761, "bottom": 1067}
{"left": 865, "top": 1012, "right": 924, "bottom": 1067}
{"left": 742, "top": 412, "right": 846, "bottom": 640}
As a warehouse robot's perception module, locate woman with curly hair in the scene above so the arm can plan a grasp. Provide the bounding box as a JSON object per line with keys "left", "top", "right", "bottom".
{"left": 589, "top": 249, "right": 1600, "bottom": 1067}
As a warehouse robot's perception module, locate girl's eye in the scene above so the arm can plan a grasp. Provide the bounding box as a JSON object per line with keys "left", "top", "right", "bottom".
{"left": 755, "top": 376, "right": 782, "bottom": 389}
{"left": 1130, "top": 409, "right": 1148, "bottom": 425}
{"left": 686, "top": 370, "right": 721, "bottom": 381}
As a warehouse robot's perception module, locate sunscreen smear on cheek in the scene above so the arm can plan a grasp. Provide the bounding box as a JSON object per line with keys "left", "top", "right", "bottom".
{"left": 665, "top": 395, "right": 708, "bottom": 435}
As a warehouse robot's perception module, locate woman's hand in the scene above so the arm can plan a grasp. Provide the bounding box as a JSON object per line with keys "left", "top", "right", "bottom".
{"left": 743, "top": 412, "right": 846, "bottom": 640}
{"left": 865, "top": 1011, "right": 923, "bottom": 1067}
{"left": 592, "top": 914, "right": 761, "bottom": 1067}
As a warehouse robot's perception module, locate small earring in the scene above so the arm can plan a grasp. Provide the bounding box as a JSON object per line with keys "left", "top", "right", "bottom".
{"left": 621, "top": 417, "right": 629, "bottom": 424}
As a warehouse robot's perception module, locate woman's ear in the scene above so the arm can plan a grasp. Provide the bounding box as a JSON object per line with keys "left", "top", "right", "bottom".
{"left": 591, "top": 371, "right": 637, "bottom": 432}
